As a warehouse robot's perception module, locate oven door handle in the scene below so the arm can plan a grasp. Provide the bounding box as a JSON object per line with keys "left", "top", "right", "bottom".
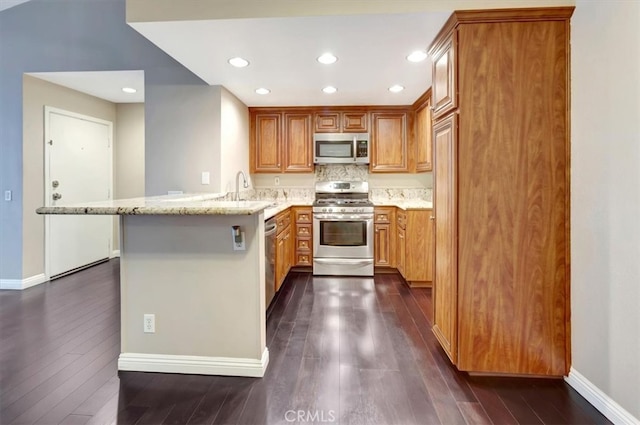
{"left": 313, "top": 258, "right": 374, "bottom": 265}
{"left": 313, "top": 214, "right": 373, "bottom": 220}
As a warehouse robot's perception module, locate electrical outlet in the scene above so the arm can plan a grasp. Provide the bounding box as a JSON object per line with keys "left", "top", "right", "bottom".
{"left": 233, "top": 230, "right": 246, "bottom": 251}
{"left": 143, "top": 314, "right": 155, "bottom": 333}
{"left": 274, "top": 176, "right": 280, "bottom": 186}
{"left": 4, "top": 190, "right": 11, "bottom": 201}
{"left": 201, "top": 171, "right": 210, "bottom": 185}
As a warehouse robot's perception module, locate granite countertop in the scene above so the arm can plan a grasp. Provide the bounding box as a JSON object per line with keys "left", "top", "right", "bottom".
{"left": 36, "top": 194, "right": 275, "bottom": 216}
{"left": 263, "top": 200, "right": 313, "bottom": 220}
{"left": 372, "top": 200, "right": 433, "bottom": 210}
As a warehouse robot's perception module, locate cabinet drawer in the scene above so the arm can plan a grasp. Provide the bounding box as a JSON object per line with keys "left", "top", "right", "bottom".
{"left": 295, "top": 210, "right": 312, "bottom": 223}
{"left": 296, "top": 253, "right": 312, "bottom": 266}
{"left": 296, "top": 238, "right": 312, "bottom": 252}
{"left": 296, "top": 224, "right": 312, "bottom": 237}
{"left": 374, "top": 207, "right": 394, "bottom": 223}
{"left": 276, "top": 211, "right": 291, "bottom": 234}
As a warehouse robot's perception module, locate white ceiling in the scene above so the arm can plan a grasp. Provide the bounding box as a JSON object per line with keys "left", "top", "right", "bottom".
{"left": 129, "top": 12, "right": 451, "bottom": 107}
{"left": 27, "top": 70, "right": 145, "bottom": 103}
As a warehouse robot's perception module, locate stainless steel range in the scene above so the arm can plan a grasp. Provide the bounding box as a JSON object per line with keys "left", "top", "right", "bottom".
{"left": 312, "top": 181, "right": 374, "bottom": 276}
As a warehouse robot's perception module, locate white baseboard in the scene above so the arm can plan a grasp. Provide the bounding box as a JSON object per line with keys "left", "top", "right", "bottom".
{"left": 110, "top": 250, "right": 120, "bottom": 258}
{"left": 118, "top": 348, "right": 269, "bottom": 377}
{"left": 0, "top": 273, "right": 47, "bottom": 290}
{"left": 565, "top": 367, "right": 640, "bottom": 425}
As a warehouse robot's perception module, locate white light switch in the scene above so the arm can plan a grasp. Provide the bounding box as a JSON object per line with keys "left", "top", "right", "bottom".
{"left": 4, "top": 190, "right": 11, "bottom": 201}
{"left": 201, "top": 172, "right": 210, "bottom": 185}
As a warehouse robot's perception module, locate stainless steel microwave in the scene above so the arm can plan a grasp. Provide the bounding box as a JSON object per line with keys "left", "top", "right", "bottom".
{"left": 314, "top": 133, "right": 369, "bottom": 165}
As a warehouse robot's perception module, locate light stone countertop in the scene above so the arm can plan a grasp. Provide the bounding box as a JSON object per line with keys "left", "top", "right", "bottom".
{"left": 36, "top": 193, "right": 275, "bottom": 216}
{"left": 263, "top": 200, "right": 314, "bottom": 220}
{"left": 372, "top": 200, "right": 433, "bottom": 210}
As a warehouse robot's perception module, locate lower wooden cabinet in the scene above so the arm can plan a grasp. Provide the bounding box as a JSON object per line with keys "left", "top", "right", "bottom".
{"left": 275, "top": 209, "right": 293, "bottom": 291}
{"left": 293, "top": 206, "right": 313, "bottom": 266}
{"left": 374, "top": 207, "right": 395, "bottom": 267}
{"left": 395, "top": 209, "right": 433, "bottom": 287}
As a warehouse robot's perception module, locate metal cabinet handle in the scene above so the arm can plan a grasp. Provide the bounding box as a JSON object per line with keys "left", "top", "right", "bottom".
{"left": 429, "top": 216, "right": 435, "bottom": 221}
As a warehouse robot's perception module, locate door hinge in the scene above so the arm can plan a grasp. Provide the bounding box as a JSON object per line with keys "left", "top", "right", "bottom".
{"left": 107, "top": 138, "right": 111, "bottom": 148}
{"left": 107, "top": 188, "right": 111, "bottom": 198}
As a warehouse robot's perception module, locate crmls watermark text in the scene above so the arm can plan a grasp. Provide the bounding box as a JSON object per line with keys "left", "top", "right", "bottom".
{"left": 284, "top": 409, "right": 336, "bottom": 423}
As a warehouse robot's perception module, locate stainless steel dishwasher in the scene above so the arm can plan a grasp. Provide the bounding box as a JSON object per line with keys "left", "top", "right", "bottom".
{"left": 265, "top": 217, "right": 277, "bottom": 309}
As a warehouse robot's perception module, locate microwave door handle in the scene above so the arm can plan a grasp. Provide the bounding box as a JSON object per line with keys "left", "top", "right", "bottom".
{"left": 353, "top": 136, "right": 357, "bottom": 162}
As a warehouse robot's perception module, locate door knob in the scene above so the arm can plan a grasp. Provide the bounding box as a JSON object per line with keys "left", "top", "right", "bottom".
{"left": 52, "top": 193, "right": 62, "bottom": 201}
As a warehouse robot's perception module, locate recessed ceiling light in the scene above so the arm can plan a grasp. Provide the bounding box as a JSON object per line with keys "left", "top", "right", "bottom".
{"left": 322, "top": 86, "right": 337, "bottom": 94}
{"left": 228, "top": 57, "right": 249, "bottom": 68}
{"left": 389, "top": 85, "right": 404, "bottom": 93}
{"left": 255, "top": 88, "right": 270, "bottom": 95}
{"left": 407, "top": 50, "right": 428, "bottom": 62}
{"left": 317, "top": 53, "right": 338, "bottom": 65}
{"left": 121, "top": 87, "right": 137, "bottom": 94}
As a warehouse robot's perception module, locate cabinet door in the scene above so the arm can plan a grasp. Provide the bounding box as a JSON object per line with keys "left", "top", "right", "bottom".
{"left": 370, "top": 112, "right": 408, "bottom": 172}
{"left": 397, "top": 227, "right": 406, "bottom": 277}
{"left": 284, "top": 113, "right": 313, "bottom": 172}
{"left": 431, "top": 30, "right": 457, "bottom": 120}
{"left": 314, "top": 112, "right": 340, "bottom": 132}
{"left": 342, "top": 112, "right": 368, "bottom": 132}
{"left": 432, "top": 113, "right": 458, "bottom": 363}
{"left": 275, "top": 230, "right": 286, "bottom": 291}
{"left": 251, "top": 113, "right": 282, "bottom": 173}
{"left": 374, "top": 223, "right": 392, "bottom": 267}
{"left": 415, "top": 99, "right": 433, "bottom": 172}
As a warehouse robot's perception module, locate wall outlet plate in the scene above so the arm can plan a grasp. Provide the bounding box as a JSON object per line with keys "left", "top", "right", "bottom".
{"left": 4, "top": 191, "right": 11, "bottom": 201}
{"left": 143, "top": 314, "right": 155, "bottom": 333}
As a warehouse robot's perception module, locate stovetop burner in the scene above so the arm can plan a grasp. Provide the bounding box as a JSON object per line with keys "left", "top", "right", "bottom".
{"left": 313, "top": 181, "right": 374, "bottom": 213}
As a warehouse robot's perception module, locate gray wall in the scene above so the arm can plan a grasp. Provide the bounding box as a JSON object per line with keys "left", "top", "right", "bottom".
{"left": 571, "top": 0, "right": 640, "bottom": 419}
{"left": 0, "top": 0, "right": 204, "bottom": 280}
{"left": 145, "top": 85, "right": 222, "bottom": 195}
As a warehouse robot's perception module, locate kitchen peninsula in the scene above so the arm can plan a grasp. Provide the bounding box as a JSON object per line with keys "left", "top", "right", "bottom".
{"left": 37, "top": 195, "right": 274, "bottom": 377}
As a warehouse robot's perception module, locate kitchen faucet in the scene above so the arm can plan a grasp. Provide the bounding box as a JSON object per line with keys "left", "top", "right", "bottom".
{"left": 234, "top": 171, "right": 249, "bottom": 201}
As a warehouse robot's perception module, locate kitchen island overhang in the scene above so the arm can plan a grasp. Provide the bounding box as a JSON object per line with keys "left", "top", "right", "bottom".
{"left": 37, "top": 196, "right": 273, "bottom": 377}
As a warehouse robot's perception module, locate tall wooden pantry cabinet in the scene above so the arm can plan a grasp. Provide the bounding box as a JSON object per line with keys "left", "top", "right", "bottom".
{"left": 430, "top": 7, "right": 573, "bottom": 376}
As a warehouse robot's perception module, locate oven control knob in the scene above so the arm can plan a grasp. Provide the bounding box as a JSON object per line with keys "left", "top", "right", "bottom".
{"left": 328, "top": 208, "right": 333, "bottom": 213}
{"left": 322, "top": 208, "right": 327, "bottom": 212}
{"left": 341, "top": 208, "right": 346, "bottom": 212}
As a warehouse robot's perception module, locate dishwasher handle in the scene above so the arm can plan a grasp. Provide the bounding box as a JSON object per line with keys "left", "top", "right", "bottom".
{"left": 265, "top": 224, "right": 278, "bottom": 237}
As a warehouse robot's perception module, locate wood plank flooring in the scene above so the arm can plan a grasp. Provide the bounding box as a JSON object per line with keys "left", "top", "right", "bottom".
{"left": 0, "top": 260, "right": 610, "bottom": 424}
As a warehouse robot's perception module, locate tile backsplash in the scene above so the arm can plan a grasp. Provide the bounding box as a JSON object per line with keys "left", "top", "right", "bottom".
{"left": 244, "top": 164, "right": 432, "bottom": 202}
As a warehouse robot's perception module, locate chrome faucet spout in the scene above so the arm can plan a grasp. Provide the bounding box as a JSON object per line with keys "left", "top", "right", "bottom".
{"left": 234, "top": 171, "right": 249, "bottom": 201}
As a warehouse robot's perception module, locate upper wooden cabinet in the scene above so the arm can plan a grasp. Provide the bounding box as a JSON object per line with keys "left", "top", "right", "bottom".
{"left": 283, "top": 113, "right": 313, "bottom": 172}
{"left": 250, "top": 109, "right": 313, "bottom": 173}
{"left": 413, "top": 89, "right": 433, "bottom": 172}
{"left": 314, "top": 110, "right": 368, "bottom": 133}
{"left": 250, "top": 112, "right": 281, "bottom": 173}
{"left": 429, "top": 7, "right": 573, "bottom": 376}
{"left": 430, "top": 30, "right": 457, "bottom": 120}
{"left": 370, "top": 111, "right": 408, "bottom": 172}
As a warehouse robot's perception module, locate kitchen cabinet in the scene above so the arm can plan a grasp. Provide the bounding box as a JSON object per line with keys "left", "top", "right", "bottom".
{"left": 430, "top": 7, "right": 573, "bottom": 376}
{"left": 374, "top": 207, "right": 395, "bottom": 267}
{"left": 250, "top": 112, "right": 281, "bottom": 173}
{"left": 413, "top": 89, "right": 433, "bottom": 172}
{"left": 431, "top": 30, "right": 456, "bottom": 120}
{"left": 396, "top": 209, "right": 433, "bottom": 287}
{"left": 370, "top": 111, "right": 409, "bottom": 172}
{"left": 293, "top": 206, "right": 313, "bottom": 267}
{"left": 314, "top": 110, "right": 368, "bottom": 133}
{"left": 275, "top": 209, "right": 293, "bottom": 291}
{"left": 250, "top": 109, "right": 313, "bottom": 173}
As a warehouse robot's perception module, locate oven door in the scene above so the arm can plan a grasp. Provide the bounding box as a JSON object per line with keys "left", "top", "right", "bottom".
{"left": 313, "top": 213, "right": 373, "bottom": 259}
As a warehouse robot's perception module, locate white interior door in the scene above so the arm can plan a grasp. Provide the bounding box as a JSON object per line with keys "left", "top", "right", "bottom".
{"left": 45, "top": 107, "right": 112, "bottom": 278}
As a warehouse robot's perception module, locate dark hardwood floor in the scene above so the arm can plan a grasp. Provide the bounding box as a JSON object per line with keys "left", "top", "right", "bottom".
{"left": 0, "top": 260, "right": 609, "bottom": 425}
